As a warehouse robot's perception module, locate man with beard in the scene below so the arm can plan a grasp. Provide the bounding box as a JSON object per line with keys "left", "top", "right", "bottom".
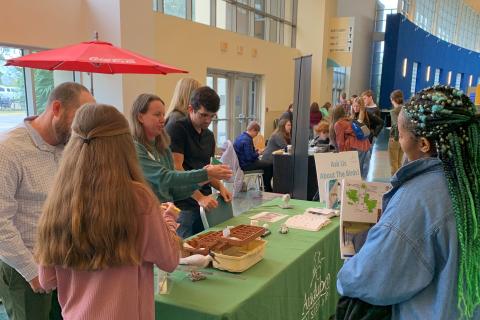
{"left": 0, "top": 82, "right": 94, "bottom": 320}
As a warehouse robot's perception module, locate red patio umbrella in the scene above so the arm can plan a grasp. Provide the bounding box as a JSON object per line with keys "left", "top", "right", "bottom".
{"left": 5, "top": 40, "right": 187, "bottom": 94}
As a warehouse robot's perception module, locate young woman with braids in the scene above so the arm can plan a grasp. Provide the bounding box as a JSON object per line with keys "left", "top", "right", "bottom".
{"left": 336, "top": 86, "right": 480, "bottom": 319}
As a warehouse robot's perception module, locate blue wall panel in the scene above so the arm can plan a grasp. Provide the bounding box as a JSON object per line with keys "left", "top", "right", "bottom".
{"left": 380, "top": 14, "right": 480, "bottom": 108}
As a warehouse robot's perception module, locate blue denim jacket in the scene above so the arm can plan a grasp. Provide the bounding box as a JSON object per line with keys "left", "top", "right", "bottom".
{"left": 337, "top": 158, "right": 479, "bottom": 319}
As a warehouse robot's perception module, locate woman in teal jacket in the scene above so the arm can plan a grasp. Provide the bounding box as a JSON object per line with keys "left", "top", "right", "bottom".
{"left": 130, "top": 93, "right": 231, "bottom": 203}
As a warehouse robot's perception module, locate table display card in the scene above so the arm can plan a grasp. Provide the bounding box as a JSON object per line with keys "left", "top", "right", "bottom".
{"left": 314, "top": 151, "right": 361, "bottom": 206}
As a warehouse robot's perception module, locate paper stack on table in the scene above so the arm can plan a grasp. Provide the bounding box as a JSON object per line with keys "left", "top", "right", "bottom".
{"left": 285, "top": 213, "right": 331, "bottom": 231}
{"left": 305, "top": 207, "right": 339, "bottom": 219}
{"left": 249, "top": 212, "right": 288, "bottom": 223}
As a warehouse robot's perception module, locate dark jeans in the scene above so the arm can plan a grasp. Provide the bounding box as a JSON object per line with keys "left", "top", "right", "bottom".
{"left": 0, "top": 261, "right": 62, "bottom": 320}
{"left": 174, "top": 197, "right": 204, "bottom": 239}
{"left": 243, "top": 160, "right": 273, "bottom": 192}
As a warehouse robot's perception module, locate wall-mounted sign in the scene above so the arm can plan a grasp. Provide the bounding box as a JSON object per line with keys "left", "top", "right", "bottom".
{"left": 328, "top": 17, "right": 355, "bottom": 67}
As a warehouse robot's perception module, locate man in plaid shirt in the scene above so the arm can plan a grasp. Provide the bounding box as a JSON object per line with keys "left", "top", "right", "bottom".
{"left": 0, "top": 82, "right": 94, "bottom": 319}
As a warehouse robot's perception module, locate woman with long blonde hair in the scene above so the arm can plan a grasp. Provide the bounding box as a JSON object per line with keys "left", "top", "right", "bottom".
{"left": 350, "top": 96, "right": 370, "bottom": 128}
{"left": 165, "top": 78, "right": 201, "bottom": 130}
{"left": 36, "top": 104, "right": 180, "bottom": 320}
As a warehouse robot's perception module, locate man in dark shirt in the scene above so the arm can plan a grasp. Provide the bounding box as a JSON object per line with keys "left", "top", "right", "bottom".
{"left": 167, "top": 86, "right": 232, "bottom": 237}
{"left": 233, "top": 121, "right": 273, "bottom": 192}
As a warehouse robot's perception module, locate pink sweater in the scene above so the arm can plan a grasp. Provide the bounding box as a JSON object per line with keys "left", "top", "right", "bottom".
{"left": 38, "top": 183, "right": 180, "bottom": 320}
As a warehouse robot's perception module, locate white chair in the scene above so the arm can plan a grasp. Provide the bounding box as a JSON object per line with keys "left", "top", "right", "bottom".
{"left": 200, "top": 196, "right": 234, "bottom": 229}
{"left": 220, "top": 140, "right": 264, "bottom": 196}
{"left": 243, "top": 170, "right": 264, "bottom": 192}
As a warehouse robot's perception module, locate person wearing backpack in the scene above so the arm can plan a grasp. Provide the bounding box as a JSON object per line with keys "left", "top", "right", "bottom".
{"left": 330, "top": 105, "right": 371, "bottom": 179}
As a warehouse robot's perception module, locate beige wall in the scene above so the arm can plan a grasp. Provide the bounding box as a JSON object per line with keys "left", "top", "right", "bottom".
{"left": 337, "top": 0, "right": 376, "bottom": 96}
{"left": 2, "top": 0, "right": 302, "bottom": 136}
{"left": 1, "top": 1, "right": 87, "bottom": 49}
{"left": 150, "top": 13, "right": 300, "bottom": 136}
{"left": 296, "top": 0, "right": 337, "bottom": 106}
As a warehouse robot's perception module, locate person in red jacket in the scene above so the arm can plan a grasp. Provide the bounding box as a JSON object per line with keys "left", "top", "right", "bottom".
{"left": 330, "top": 105, "right": 371, "bottom": 179}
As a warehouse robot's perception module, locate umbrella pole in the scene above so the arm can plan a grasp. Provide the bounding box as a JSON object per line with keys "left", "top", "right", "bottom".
{"left": 90, "top": 31, "right": 98, "bottom": 96}
{"left": 90, "top": 73, "right": 94, "bottom": 96}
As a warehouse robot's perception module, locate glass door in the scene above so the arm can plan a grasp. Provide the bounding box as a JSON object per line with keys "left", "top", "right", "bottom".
{"left": 233, "top": 76, "right": 259, "bottom": 138}
{"left": 207, "top": 70, "right": 260, "bottom": 148}
{"left": 207, "top": 75, "right": 230, "bottom": 148}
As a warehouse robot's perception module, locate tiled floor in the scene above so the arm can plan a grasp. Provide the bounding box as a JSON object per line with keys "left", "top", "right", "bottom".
{"left": 367, "top": 128, "right": 392, "bottom": 183}
{"left": 0, "top": 129, "right": 393, "bottom": 320}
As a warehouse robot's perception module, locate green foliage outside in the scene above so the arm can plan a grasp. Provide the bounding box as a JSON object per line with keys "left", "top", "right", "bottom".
{"left": 33, "top": 69, "right": 54, "bottom": 114}
{"left": 0, "top": 47, "right": 54, "bottom": 114}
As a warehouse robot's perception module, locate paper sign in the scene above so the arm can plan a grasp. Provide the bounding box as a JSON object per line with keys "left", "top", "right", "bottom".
{"left": 314, "top": 151, "right": 361, "bottom": 205}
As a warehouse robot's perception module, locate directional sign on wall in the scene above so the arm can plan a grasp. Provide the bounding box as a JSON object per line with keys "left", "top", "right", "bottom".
{"left": 328, "top": 17, "right": 355, "bottom": 67}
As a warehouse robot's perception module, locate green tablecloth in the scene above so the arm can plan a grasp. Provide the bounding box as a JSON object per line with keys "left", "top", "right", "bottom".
{"left": 155, "top": 198, "right": 343, "bottom": 320}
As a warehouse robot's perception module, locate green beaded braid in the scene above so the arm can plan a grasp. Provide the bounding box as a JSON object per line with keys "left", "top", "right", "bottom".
{"left": 403, "top": 85, "right": 480, "bottom": 318}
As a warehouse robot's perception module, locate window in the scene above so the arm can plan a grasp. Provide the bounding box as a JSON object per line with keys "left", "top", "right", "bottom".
{"left": 192, "top": 0, "right": 211, "bottom": 25}
{"left": 163, "top": 0, "right": 186, "bottom": 18}
{"left": 216, "top": 0, "right": 235, "bottom": 31}
{"left": 455, "top": 73, "right": 462, "bottom": 90}
{"left": 283, "top": 0, "right": 294, "bottom": 22}
{"left": 269, "top": 18, "right": 278, "bottom": 43}
{"left": 0, "top": 46, "right": 67, "bottom": 133}
{"left": 33, "top": 69, "right": 54, "bottom": 114}
{"left": 414, "top": 0, "right": 435, "bottom": 33}
{"left": 236, "top": 7, "right": 249, "bottom": 35}
{"left": 375, "top": 4, "right": 397, "bottom": 33}
{"left": 410, "top": 62, "right": 418, "bottom": 96}
{"left": 332, "top": 67, "right": 347, "bottom": 104}
{"left": 400, "top": 0, "right": 410, "bottom": 16}
{"left": 254, "top": 0, "right": 265, "bottom": 11}
{"left": 254, "top": 14, "right": 266, "bottom": 40}
{"left": 154, "top": 0, "right": 297, "bottom": 47}
{"left": 410, "top": 0, "right": 480, "bottom": 51}
{"left": 370, "top": 41, "right": 385, "bottom": 100}
{"left": 0, "top": 47, "right": 27, "bottom": 133}
{"left": 434, "top": 68, "right": 441, "bottom": 85}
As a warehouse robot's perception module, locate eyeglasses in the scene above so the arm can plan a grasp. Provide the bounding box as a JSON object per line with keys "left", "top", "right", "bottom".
{"left": 195, "top": 111, "right": 217, "bottom": 120}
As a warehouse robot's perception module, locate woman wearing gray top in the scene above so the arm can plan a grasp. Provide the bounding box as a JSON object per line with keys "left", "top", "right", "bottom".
{"left": 262, "top": 118, "right": 292, "bottom": 161}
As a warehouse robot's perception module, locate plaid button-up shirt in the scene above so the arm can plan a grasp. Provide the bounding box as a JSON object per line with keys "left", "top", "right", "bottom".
{"left": 0, "top": 118, "right": 63, "bottom": 281}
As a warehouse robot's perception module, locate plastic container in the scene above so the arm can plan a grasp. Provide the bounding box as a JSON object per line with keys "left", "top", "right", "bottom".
{"left": 211, "top": 239, "right": 267, "bottom": 273}
{"left": 184, "top": 225, "right": 266, "bottom": 256}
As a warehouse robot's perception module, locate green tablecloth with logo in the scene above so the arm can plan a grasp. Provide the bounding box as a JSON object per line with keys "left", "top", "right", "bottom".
{"left": 155, "top": 198, "right": 343, "bottom": 320}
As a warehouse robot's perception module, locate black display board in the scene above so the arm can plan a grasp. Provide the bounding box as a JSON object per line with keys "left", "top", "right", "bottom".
{"left": 291, "top": 55, "right": 312, "bottom": 200}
